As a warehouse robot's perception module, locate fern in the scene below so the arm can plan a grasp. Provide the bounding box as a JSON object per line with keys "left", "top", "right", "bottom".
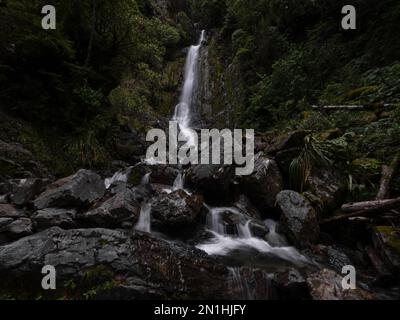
{"left": 289, "top": 135, "right": 332, "bottom": 192}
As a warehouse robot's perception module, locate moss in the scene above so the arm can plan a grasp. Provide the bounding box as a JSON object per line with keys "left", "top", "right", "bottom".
{"left": 375, "top": 226, "right": 400, "bottom": 254}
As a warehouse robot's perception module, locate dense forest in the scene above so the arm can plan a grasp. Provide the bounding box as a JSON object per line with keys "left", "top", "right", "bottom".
{"left": 0, "top": 0, "right": 400, "bottom": 300}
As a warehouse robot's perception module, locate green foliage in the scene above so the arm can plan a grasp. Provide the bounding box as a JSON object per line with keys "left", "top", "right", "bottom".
{"left": 289, "top": 135, "right": 332, "bottom": 192}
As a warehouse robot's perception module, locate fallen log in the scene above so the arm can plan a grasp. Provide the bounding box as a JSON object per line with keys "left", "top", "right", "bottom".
{"left": 321, "top": 197, "right": 400, "bottom": 224}
{"left": 376, "top": 153, "right": 399, "bottom": 200}
{"left": 341, "top": 199, "right": 396, "bottom": 213}
{"left": 311, "top": 103, "right": 394, "bottom": 111}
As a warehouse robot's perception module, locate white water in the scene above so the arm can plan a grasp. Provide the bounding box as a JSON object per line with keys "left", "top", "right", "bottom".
{"left": 135, "top": 202, "right": 152, "bottom": 233}
{"left": 173, "top": 30, "right": 205, "bottom": 148}
{"left": 141, "top": 172, "right": 151, "bottom": 185}
{"left": 104, "top": 169, "right": 130, "bottom": 189}
{"left": 197, "top": 206, "right": 309, "bottom": 266}
{"left": 173, "top": 172, "right": 185, "bottom": 191}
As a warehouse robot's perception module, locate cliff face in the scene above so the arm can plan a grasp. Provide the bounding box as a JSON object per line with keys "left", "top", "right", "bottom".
{"left": 194, "top": 34, "right": 247, "bottom": 129}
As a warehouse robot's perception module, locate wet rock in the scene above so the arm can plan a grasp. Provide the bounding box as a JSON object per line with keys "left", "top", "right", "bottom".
{"left": 186, "top": 164, "right": 234, "bottom": 202}
{"left": 372, "top": 226, "right": 400, "bottom": 271}
{"left": 0, "top": 227, "right": 230, "bottom": 299}
{"left": 274, "top": 268, "right": 310, "bottom": 300}
{"left": 34, "top": 170, "right": 105, "bottom": 210}
{"left": 307, "top": 169, "right": 345, "bottom": 211}
{"left": 32, "top": 208, "right": 78, "bottom": 230}
{"left": 9, "top": 178, "right": 49, "bottom": 206}
{"left": 234, "top": 194, "right": 262, "bottom": 220}
{"left": 277, "top": 191, "right": 319, "bottom": 248}
{"left": 311, "top": 245, "right": 353, "bottom": 273}
{"left": 306, "top": 269, "right": 375, "bottom": 300}
{"left": 82, "top": 188, "right": 141, "bottom": 227}
{"left": 240, "top": 153, "right": 283, "bottom": 211}
{"left": 121, "top": 163, "right": 179, "bottom": 187}
{"left": 0, "top": 203, "right": 25, "bottom": 218}
{"left": 151, "top": 190, "right": 204, "bottom": 230}
{"left": 5, "top": 218, "right": 33, "bottom": 239}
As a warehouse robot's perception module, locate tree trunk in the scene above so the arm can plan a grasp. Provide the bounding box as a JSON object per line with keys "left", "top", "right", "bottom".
{"left": 376, "top": 153, "right": 399, "bottom": 200}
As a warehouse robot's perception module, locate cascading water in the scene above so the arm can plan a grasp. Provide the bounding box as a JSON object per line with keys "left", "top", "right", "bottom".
{"left": 197, "top": 206, "right": 310, "bottom": 266}
{"left": 104, "top": 168, "right": 131, "bottom": 189}
{"left": 173, "top": 172, "right": 185, "bottom": 191}
{"left": 135, "top": 202, "right": 152, "bottom": 233}
{"left": 173, "top": 30, "right": 205, "bottom": 148}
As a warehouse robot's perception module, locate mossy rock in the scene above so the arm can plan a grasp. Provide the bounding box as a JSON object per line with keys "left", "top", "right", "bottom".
{"left": 372, "top": 226, "right": 400, "bottom": 271}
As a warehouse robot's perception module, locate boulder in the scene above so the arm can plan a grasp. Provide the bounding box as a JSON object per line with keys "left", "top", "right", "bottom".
{"left": 151, "top": 190, "right": 204, "bottom": 230}
{"left": 186, "top": 164, "right": 234, "bottom": 202}
{"left": 273, "top": 268, "right": 310, "bottom": 300}
{"left": 277, "top": 191, "right": 320, "bottom": 247}
{"left": 0, "top": 203, "right": 25, "bottom": 218}
{"left": 5, "top": 218, "right": 33, "bottom": 239}
{"left": 34, "top": 170, "right": 105, "bottom": 210}
{"left": 0, "top": 227, "right": 231, "bottom": 299}
{"left": 306, "top": 269, "right": 375, "bottom": 300}
{"left": 32, "top": 208, "right": 78, "bottom": 230}
{"left": 240, "top": 153, "right": 283, "bottom": 212}
{"left": 82, "top": 187, "right": 141, "bottom": 227}
{"left": 267, "top": 131, "right": 309, "bottom": 155}
{"left": 9, "top": 178, "right": 49, "bottom": 206}
{"left": 126, "top": 163, "right": 179, "bottom": 187}
{"left": 233, "top": 194, "right": 262, "bottom": 220}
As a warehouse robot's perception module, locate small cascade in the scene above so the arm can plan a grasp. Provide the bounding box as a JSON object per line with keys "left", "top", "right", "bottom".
{"left": 141, "top": 172, "right": 151, "bottom": 185}
{"left": 228, "top": 267, "right": 276, "bottom": 300}
{"left": 228, "top": 267, "right": 253, "bottom": 300}
{"left": 104, "top": 168, "right": 130, "bottom": 189}
{"left": 264, "top": 219, "right": 287, "bottom": 247}
{"left": 197, "top": 206, "right": 310, "bottom": 265}
{"left": 135, "top": 202, "right": 152, "bottom": 233}
{"left": 173, "top": 172, "right": 184, "bottom": 191}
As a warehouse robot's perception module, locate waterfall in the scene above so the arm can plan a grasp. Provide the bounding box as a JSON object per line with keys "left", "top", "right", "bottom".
{"left": 135, "top": 202, "right": 152, "bottom": 233}
{"left": 173, "top": 30, "right": 205, "bottom": 148}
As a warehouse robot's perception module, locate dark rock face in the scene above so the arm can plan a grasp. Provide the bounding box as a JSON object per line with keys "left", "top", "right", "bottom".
{"left": 277, "top": 191, "right": 319, "bottom": 248}
{"left": 186, "top": 164, "right": 234, "bottom": 202}
{"left": 9, "top": 178, "right": 49, "bottom": 206}
{"left": 234, "top": 194, "right": 262, "bottom": 220}
{"left": 240, "top": 153, "right": 283, "bottom": 212}
{"left": 34, "top": 170, "right": 105, "bottom": 210}
{"left": 372, "top": 226, "right": 400, "bottom": 271}
{"left": 127, "top": 163, "right": 179, "bottom": 187}
{"left": 273, "top": 268, "right": 310, "bottom": 300}
{"left": 267, "top": 131, "right": 309, "bottom": 155}
{"left": 82, "top": 188, "right": 141, "bottom": 227}
{"left": 32, "top": 208, "right": 78, "bottom": 230}
{"left": 306, "top": 269, "right": 375, "bottom": 300}
{"left": 0, "top": 140, "right": 49, "bottom": 179}
{"left": 307, "top": 169, "right": 345, "bottom": 211}
{"left": 151, "top": 190, "right": 204, "bottom": 230}
{"left": 0, "top": 227, "right": 231, "bottom": 299}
